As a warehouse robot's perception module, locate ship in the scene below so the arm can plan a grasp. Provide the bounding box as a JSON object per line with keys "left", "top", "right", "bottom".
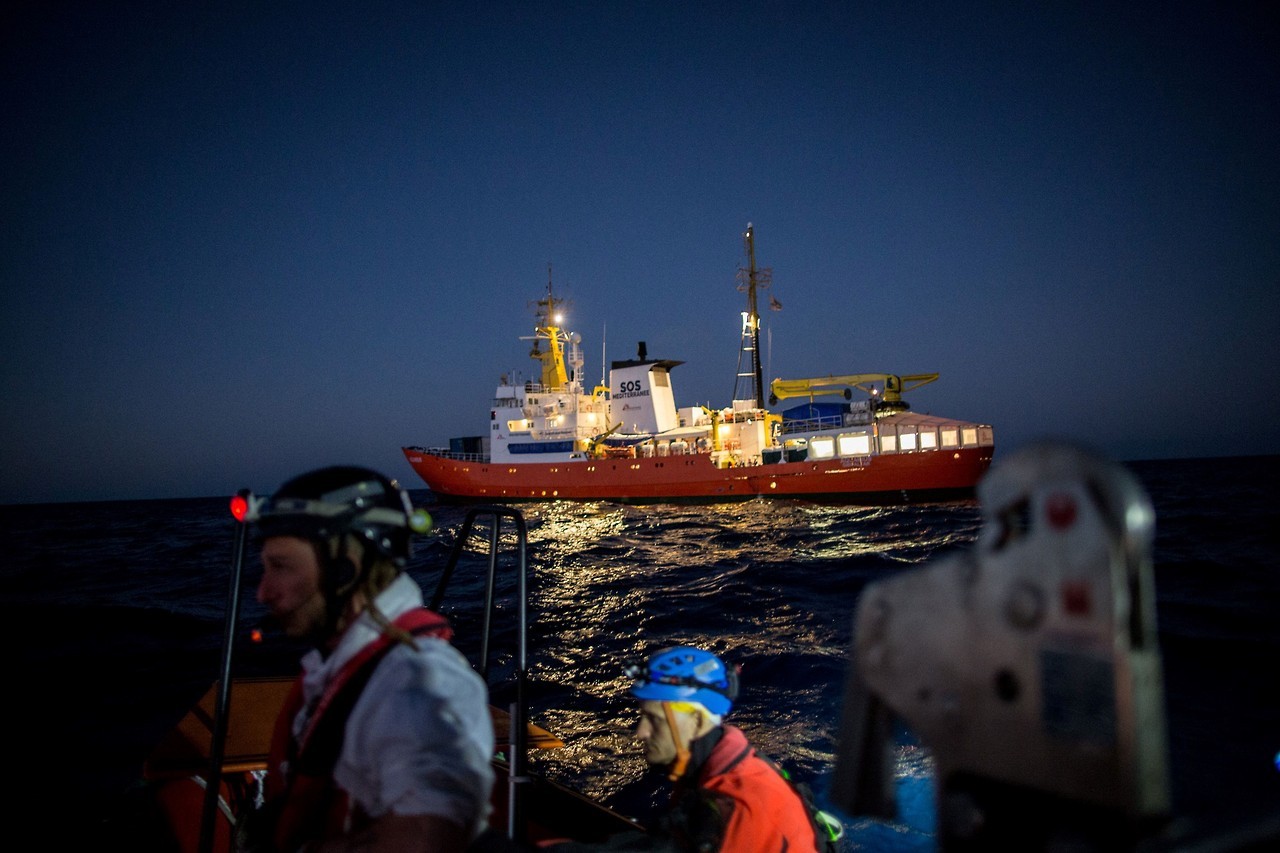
{"left": 402, "top": 225, "right": 995, "bottom": 503}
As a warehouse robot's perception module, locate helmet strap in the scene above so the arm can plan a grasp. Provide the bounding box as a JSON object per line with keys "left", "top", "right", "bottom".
{"left": 662, "top": 701, "right": 693, "bottom": 782}
{"left": 319, "top": 536, "right": 366, "bottom": 644}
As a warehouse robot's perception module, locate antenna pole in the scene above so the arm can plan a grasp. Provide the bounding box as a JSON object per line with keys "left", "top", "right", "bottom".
{"left": 746, "top": 226, "right": 763, "bottom": 406}
{"left": 733, "top": 223, "right": 771, "bottom": 407}
{"left": 200, "top": 499, "right": 250, "bottom": 853}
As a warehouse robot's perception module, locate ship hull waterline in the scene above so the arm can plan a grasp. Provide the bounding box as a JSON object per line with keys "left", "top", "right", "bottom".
{"left": 403, "top": 445, "right": 993, "bottom": 505}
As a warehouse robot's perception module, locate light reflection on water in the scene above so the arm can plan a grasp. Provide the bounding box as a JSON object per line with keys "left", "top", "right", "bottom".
{"left": 423, "top": 497, "right": 977, "bottom": 839}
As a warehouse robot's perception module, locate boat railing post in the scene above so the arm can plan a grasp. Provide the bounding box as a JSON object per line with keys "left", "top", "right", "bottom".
{"left": 480, "top": 520, "right": 500, "bottom": 680}
{"left": 430, "top": 505, "right": 532, "bottom": 843}
{"left": 428, "top": 513, "right": 476, "bottom": 612}
{"left": 509, "top": 509, "right": 530, "bottom": 843}
{"left": 201, "top": 490, "right": 251, "bottom": 853}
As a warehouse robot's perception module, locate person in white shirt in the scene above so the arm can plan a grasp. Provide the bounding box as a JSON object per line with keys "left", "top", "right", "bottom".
{"left": 241, "top": 465, "right": 494, "bottom": 853}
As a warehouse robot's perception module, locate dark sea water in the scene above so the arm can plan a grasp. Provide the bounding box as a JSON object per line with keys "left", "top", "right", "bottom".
{"left": 3, "top": 455, "right": 1278, "bottom": 849}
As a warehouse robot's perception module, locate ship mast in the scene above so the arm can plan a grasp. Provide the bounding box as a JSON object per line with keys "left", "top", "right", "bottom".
{"left": 527, "top": 265, "right": 570, "bottom": 390}
{"left": 733, "top": 223, "right": 772, "bottom": 408}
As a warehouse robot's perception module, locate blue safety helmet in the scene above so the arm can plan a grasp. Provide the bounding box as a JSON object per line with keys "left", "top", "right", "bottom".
{"left": 627, "top": 646, "right": 739, "bottom": 717}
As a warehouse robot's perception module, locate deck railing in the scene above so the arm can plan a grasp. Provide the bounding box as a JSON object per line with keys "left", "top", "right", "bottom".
{"left": 778, "top": 414, "right": 845, "bottom": 435}
{"left": 405, "top": 446, "right": 490, "bottom": 463}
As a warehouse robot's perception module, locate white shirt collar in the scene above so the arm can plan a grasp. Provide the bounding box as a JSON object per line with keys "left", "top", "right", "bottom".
{"left": 298, "top": 573, "right": 424, "bottom": 703}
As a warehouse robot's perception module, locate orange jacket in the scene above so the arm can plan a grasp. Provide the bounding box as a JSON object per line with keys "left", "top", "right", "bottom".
{"left": 670, "top": 725, "right": 819, "bottom": 853}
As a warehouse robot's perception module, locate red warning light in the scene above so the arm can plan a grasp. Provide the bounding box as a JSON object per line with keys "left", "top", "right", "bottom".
{"left": 230, "top": 494, "right": 250, "bottom": 522}
{"left": 250, "top": 628, "right": 263, "bottom": 643}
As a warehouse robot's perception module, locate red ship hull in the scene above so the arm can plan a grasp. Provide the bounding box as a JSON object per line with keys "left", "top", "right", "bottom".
{"left": 402, "top": 445, "right": 994, "bottom": 504}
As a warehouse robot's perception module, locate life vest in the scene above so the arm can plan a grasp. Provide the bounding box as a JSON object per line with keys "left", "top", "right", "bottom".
{"left": 262, "top": 607, "right": 453, "bottom": 851}
{"left": 150, "top": 772, "right": 245, "bottom": 853}
{"left": 669, "top": 725, "right": 821, "bottom": 853}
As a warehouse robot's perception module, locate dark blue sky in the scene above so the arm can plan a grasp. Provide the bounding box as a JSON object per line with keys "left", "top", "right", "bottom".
{"left": 3, "top": 2, "right": 1277, "bottom": 504}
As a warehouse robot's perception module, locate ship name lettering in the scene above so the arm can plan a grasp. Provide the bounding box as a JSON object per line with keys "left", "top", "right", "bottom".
{"left": 615, "top": 380, "right": 652, "bottom": 399}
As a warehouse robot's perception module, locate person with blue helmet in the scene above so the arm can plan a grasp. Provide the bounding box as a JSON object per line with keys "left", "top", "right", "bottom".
{"left": 628, "top": 647, "right": 738, "bottom": 780}
{"left": 625, "top": 646, "right": 826, "bottom": 853}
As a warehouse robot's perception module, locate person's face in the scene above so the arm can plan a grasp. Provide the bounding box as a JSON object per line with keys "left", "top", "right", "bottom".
{"left": 635, "top": 700, "right": 697, "bottom": 766}
{"left": 256, "top": 536, "right": 327, "bottom": 640}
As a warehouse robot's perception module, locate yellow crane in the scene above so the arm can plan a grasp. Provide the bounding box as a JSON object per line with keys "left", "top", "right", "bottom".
{"left": 768, "top": 373, "right": 939, "bottom": 415}
{"left": 583, "top": 423, "right": 623, "bottom": 458}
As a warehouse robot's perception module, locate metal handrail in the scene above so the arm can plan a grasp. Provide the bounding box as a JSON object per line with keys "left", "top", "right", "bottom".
{"left": 429, "top": 505, "right": 531, "bottom": 842}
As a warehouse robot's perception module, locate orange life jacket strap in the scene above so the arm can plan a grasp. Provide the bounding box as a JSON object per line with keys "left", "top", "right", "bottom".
{"left": 264, "top": 607, "right": 452, "bottom": 851}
